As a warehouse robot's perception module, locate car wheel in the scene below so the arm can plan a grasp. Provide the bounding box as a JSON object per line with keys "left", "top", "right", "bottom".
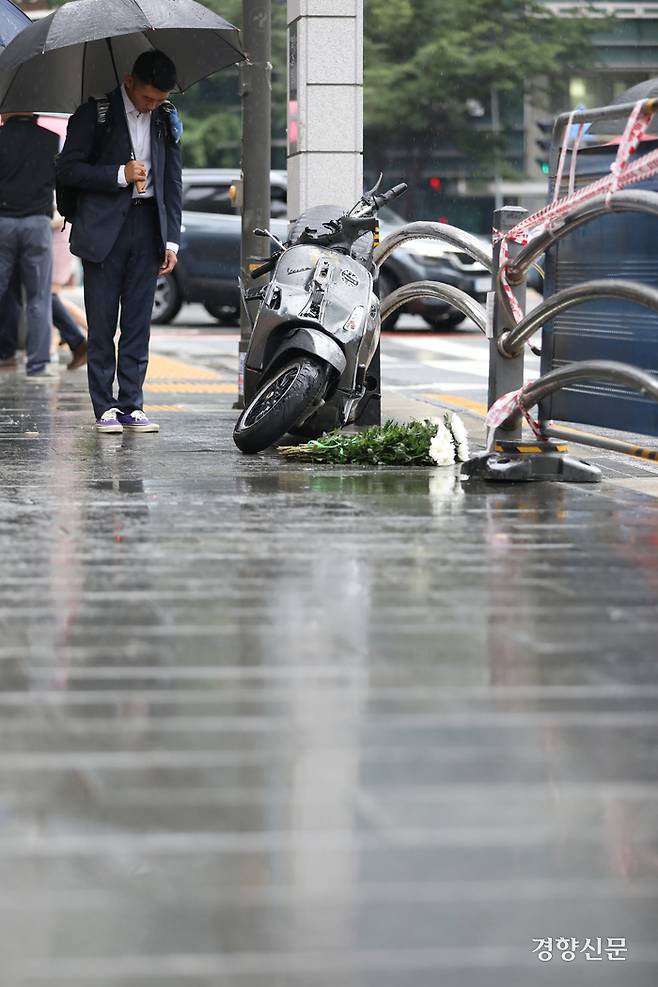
{"left": 377, "top": 271, "right": 400, "bottom": 331}
{"left": 152, "top": 273, "right": 182, "bottom": 325}
{"left": 204, "top": 301, "right": 240, "bottom": 326}
{"left": 423, "top": 311, "right": 466, "bottom": 330}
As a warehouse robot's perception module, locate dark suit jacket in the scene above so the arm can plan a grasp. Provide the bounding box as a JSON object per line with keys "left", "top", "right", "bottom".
{"left": 56, "top": 87, "right": 182, "bottom": 264}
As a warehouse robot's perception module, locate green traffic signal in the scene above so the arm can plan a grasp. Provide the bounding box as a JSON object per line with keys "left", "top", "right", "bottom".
{"left": 535, "top": 118, "right": 553, "bottom": 177}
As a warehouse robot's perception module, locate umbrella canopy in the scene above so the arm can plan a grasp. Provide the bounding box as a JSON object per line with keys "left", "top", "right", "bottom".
{"left": 0, "top": 0, "right": 29, "bottom": 49}
{"left": 0, "top": 0, "right": 244, "bottom": 113}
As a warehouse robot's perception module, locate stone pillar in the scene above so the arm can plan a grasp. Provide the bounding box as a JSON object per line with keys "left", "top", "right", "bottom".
{"left": 287, "top": 0, "right": 363, "bottom": 221}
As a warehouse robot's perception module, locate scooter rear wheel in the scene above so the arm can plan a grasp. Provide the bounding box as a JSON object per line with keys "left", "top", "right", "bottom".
{"left": 233, "top": 355, "right": 328, "bottom": 453}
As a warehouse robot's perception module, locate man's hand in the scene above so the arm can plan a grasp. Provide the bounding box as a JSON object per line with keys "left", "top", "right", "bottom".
{"left": 159, "top": 249, "right": 178, "bottom": 276}
{"left": 124, "top": 160, "right": 147, "bottom": 184}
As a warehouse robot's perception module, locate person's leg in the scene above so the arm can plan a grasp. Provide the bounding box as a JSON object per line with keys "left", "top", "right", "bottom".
{"left": 18, "top": 216, "right": 53, "bottom": 376}
{"left": 0, "top": 266, "right": 21, "bottom": 363}
{"left": 116, "top": 204, "right": 161, "bottom": 414}
{"left": 59, "top": 295, "right": 88, "bottom": 332}
{"left": 52, "top": 293, "right": 85, "bottom": 351}
{"left": 0, "top": 218, "right": 20, "bottom": 362}
{"left": 82, "top": 221, "right": 130, "bottom": 418}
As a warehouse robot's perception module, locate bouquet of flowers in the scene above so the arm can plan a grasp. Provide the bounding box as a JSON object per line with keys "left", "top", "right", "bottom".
{"left": 278, "top": 412, "right": 470, "bottom": 466}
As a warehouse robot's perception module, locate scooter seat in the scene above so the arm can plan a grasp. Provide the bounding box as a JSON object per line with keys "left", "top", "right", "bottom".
{"left": 288, "top": 204, "right": 345, "bottom": 245}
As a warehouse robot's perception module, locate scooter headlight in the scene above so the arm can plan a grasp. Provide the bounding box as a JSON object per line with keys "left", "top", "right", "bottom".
{"left": 343, "top": 305, "right": 365, "bottom": 333}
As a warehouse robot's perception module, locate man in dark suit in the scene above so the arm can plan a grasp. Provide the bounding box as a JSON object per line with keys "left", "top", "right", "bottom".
{"left": 57, "top": 50, "right": 182, "bottom": 433}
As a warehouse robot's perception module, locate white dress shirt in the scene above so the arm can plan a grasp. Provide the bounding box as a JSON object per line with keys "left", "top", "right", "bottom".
{"left": 117, "top": 84, "right": 178, "bottom": 254}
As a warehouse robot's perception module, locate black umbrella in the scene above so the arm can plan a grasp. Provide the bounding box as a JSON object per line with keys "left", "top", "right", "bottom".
{"left": 0, "top": 0, "right": 29, "bottom": 50}
{"left": 0, "top": 0, "right": 244, "bottom": 113}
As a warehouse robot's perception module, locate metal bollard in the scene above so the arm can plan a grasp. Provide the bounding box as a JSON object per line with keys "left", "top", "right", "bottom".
{"left": 487, "top": 205, "right": 527, "bottom": 445}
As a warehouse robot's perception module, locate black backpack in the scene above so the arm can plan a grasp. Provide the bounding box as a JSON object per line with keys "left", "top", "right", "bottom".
{"left": 55, "top": 95, "right": 111, "bottom": 227}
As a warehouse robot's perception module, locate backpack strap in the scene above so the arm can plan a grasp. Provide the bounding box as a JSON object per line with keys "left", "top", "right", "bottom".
{"left": 94, "top": 95, "right": 111, "bottom": 128}
{"left": 160, "top": 100, "right": 183, "bottom": 144}
{"left": 87, "top": 94, "right": 112, "bottom": 161}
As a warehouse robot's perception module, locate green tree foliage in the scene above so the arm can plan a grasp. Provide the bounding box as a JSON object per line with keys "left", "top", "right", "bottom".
{"left": 364, "top": 0, "right": 604, "bottom": 175}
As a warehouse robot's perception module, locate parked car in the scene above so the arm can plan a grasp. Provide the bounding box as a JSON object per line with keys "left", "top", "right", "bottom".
{"left": 153, "top": 169, "right": 491, "bottom": 329}
{"left": 152, "top": 169, "right": 288, "bottom": 325}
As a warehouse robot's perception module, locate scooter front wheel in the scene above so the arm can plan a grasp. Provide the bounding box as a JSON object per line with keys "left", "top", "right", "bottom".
{"left": 233, "top": 355, "right": 328, "bottom": 453}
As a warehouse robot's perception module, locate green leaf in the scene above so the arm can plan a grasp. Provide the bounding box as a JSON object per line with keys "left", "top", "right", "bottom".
{"left": 278, "top": 420, "right": 441, "bottom": 466}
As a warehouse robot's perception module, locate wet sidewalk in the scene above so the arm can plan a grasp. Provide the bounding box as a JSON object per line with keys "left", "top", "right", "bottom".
{"left": 1, "top": 348, "right": 658, "bottom": 986}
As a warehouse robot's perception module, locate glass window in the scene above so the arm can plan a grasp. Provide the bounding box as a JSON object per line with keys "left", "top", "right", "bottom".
{"left": 182, "top": 184, "right": 234, "bottom": 214}
{"left": 182, "top": 182, "right": 288, "bottom": 215}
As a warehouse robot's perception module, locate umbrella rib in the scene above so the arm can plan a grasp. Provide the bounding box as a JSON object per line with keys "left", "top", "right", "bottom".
{"left": 81, "top": 41, "right": 87, "bottom": 104}
{"left": 126, "top": 0, "right": 155, "bottom": 32}
{"left": 105, "top": 37, "right": 120, "bottom": 88}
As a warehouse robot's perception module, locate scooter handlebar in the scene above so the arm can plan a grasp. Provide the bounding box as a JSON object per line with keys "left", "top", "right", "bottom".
{"left": 250, "top": 255, "right": 278, "bottom": 279}
{"left": 373, "top": 183, "right": 408, "bottom": 209}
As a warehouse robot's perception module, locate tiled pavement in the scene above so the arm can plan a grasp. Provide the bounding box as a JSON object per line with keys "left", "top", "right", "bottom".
{"left": 1, "top": 341, "right": 658, "bottom": 986}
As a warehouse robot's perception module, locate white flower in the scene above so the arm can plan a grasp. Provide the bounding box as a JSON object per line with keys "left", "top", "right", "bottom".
{"left": 443, "top": 411, "right": 470, "bottom": 463}
{"left": 429, "top": 421, "right": 455, "bottom": 466}
{"left": 429, "top": 470, "right": 464, "bottom": 513}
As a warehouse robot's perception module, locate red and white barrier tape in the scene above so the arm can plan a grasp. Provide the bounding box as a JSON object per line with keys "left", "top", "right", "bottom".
{"left": 494, "top": 99, "right": 658, "bottom": 328}
{"left": 485, "top": 384, "right": 542, "bottom": 438}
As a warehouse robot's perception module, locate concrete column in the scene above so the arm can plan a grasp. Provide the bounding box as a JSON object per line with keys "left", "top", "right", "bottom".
{"left": 287, "top": 0, "right": 363, "bottom": 221}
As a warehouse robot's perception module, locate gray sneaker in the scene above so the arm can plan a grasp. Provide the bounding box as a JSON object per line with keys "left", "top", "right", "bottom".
{"left": 26, "top": 366, "right": 59, "bottom": 381}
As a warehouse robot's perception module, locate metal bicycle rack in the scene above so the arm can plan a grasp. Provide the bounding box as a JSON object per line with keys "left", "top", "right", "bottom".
{"left": 462, "top": 99, "right": 658, "bottom": 483}
{"left": 374, "top": 221, "right": 492, "bottom": 334}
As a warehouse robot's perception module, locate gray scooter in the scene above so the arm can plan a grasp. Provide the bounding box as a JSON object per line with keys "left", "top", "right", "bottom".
{"left": 233, "top": 178, "right": 407, "bottom": 453}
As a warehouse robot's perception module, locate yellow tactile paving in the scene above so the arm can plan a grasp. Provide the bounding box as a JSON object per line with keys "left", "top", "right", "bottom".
{"left": 424, "top": 394, "right": 487, "bottom": 416}
{"left": 146, "top": 352, "right": 220, "bottom": 381}
{"left": 146, "top": 383, "right": 237, "bottom": 394}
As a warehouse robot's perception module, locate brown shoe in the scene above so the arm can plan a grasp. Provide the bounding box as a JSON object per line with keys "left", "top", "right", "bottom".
{"left": 68, "top": 339, "right": 87, "bottom": 371}
{"left": 0, "top": 356, "right": 18, "bottom": 369}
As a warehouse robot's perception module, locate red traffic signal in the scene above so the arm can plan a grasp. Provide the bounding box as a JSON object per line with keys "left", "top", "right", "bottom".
{"left": 429, "top": 176, "right": 442, "bottom": 191}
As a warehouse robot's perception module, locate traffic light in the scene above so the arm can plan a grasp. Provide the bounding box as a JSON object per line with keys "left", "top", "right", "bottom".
{"left": 428, "top": 176, "right": 442, "bottom": 192}
{"left": 535, "top": 119, "right": 552, "bottom": 175}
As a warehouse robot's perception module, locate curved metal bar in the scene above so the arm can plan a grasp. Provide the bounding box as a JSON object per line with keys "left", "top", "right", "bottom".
{"left": 552, "top": 98, "right": 658, "bottom": 146}
{"left": 543, "top": 423, "right": 658, "bottom": 460}
{"left": 380, "top": 281, "right": 487, "bottom": 333}
{"left": 506, "top": 191, "right": 658, "bottom": 284}
{"left": 499, "top": 361, "right": 658, "bottom": 431}
{"left": 500, "top": 280, "right": 658, "bottom": 357}
{"left": 374, "top": 222, "right": 493, "bottom": 273}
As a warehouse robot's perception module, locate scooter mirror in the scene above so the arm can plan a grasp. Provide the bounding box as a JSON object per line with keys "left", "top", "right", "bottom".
{"left": 363, "top": 173, "right": 383, "bottom": 199}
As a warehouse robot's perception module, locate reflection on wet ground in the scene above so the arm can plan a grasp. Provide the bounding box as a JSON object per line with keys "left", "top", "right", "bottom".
{"left": 1, "top": 370, "right": 658, "bottom": 985}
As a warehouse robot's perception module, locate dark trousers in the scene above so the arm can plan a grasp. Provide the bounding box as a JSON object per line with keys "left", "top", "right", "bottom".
{"left": 0, "top": 215, "right": 52, "bottom": 374}
{"left": 83, "top": 201, "right": 161, "bottom": 418}
{"left": 0, "top": 268, "right": 21, "bottom": 360}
